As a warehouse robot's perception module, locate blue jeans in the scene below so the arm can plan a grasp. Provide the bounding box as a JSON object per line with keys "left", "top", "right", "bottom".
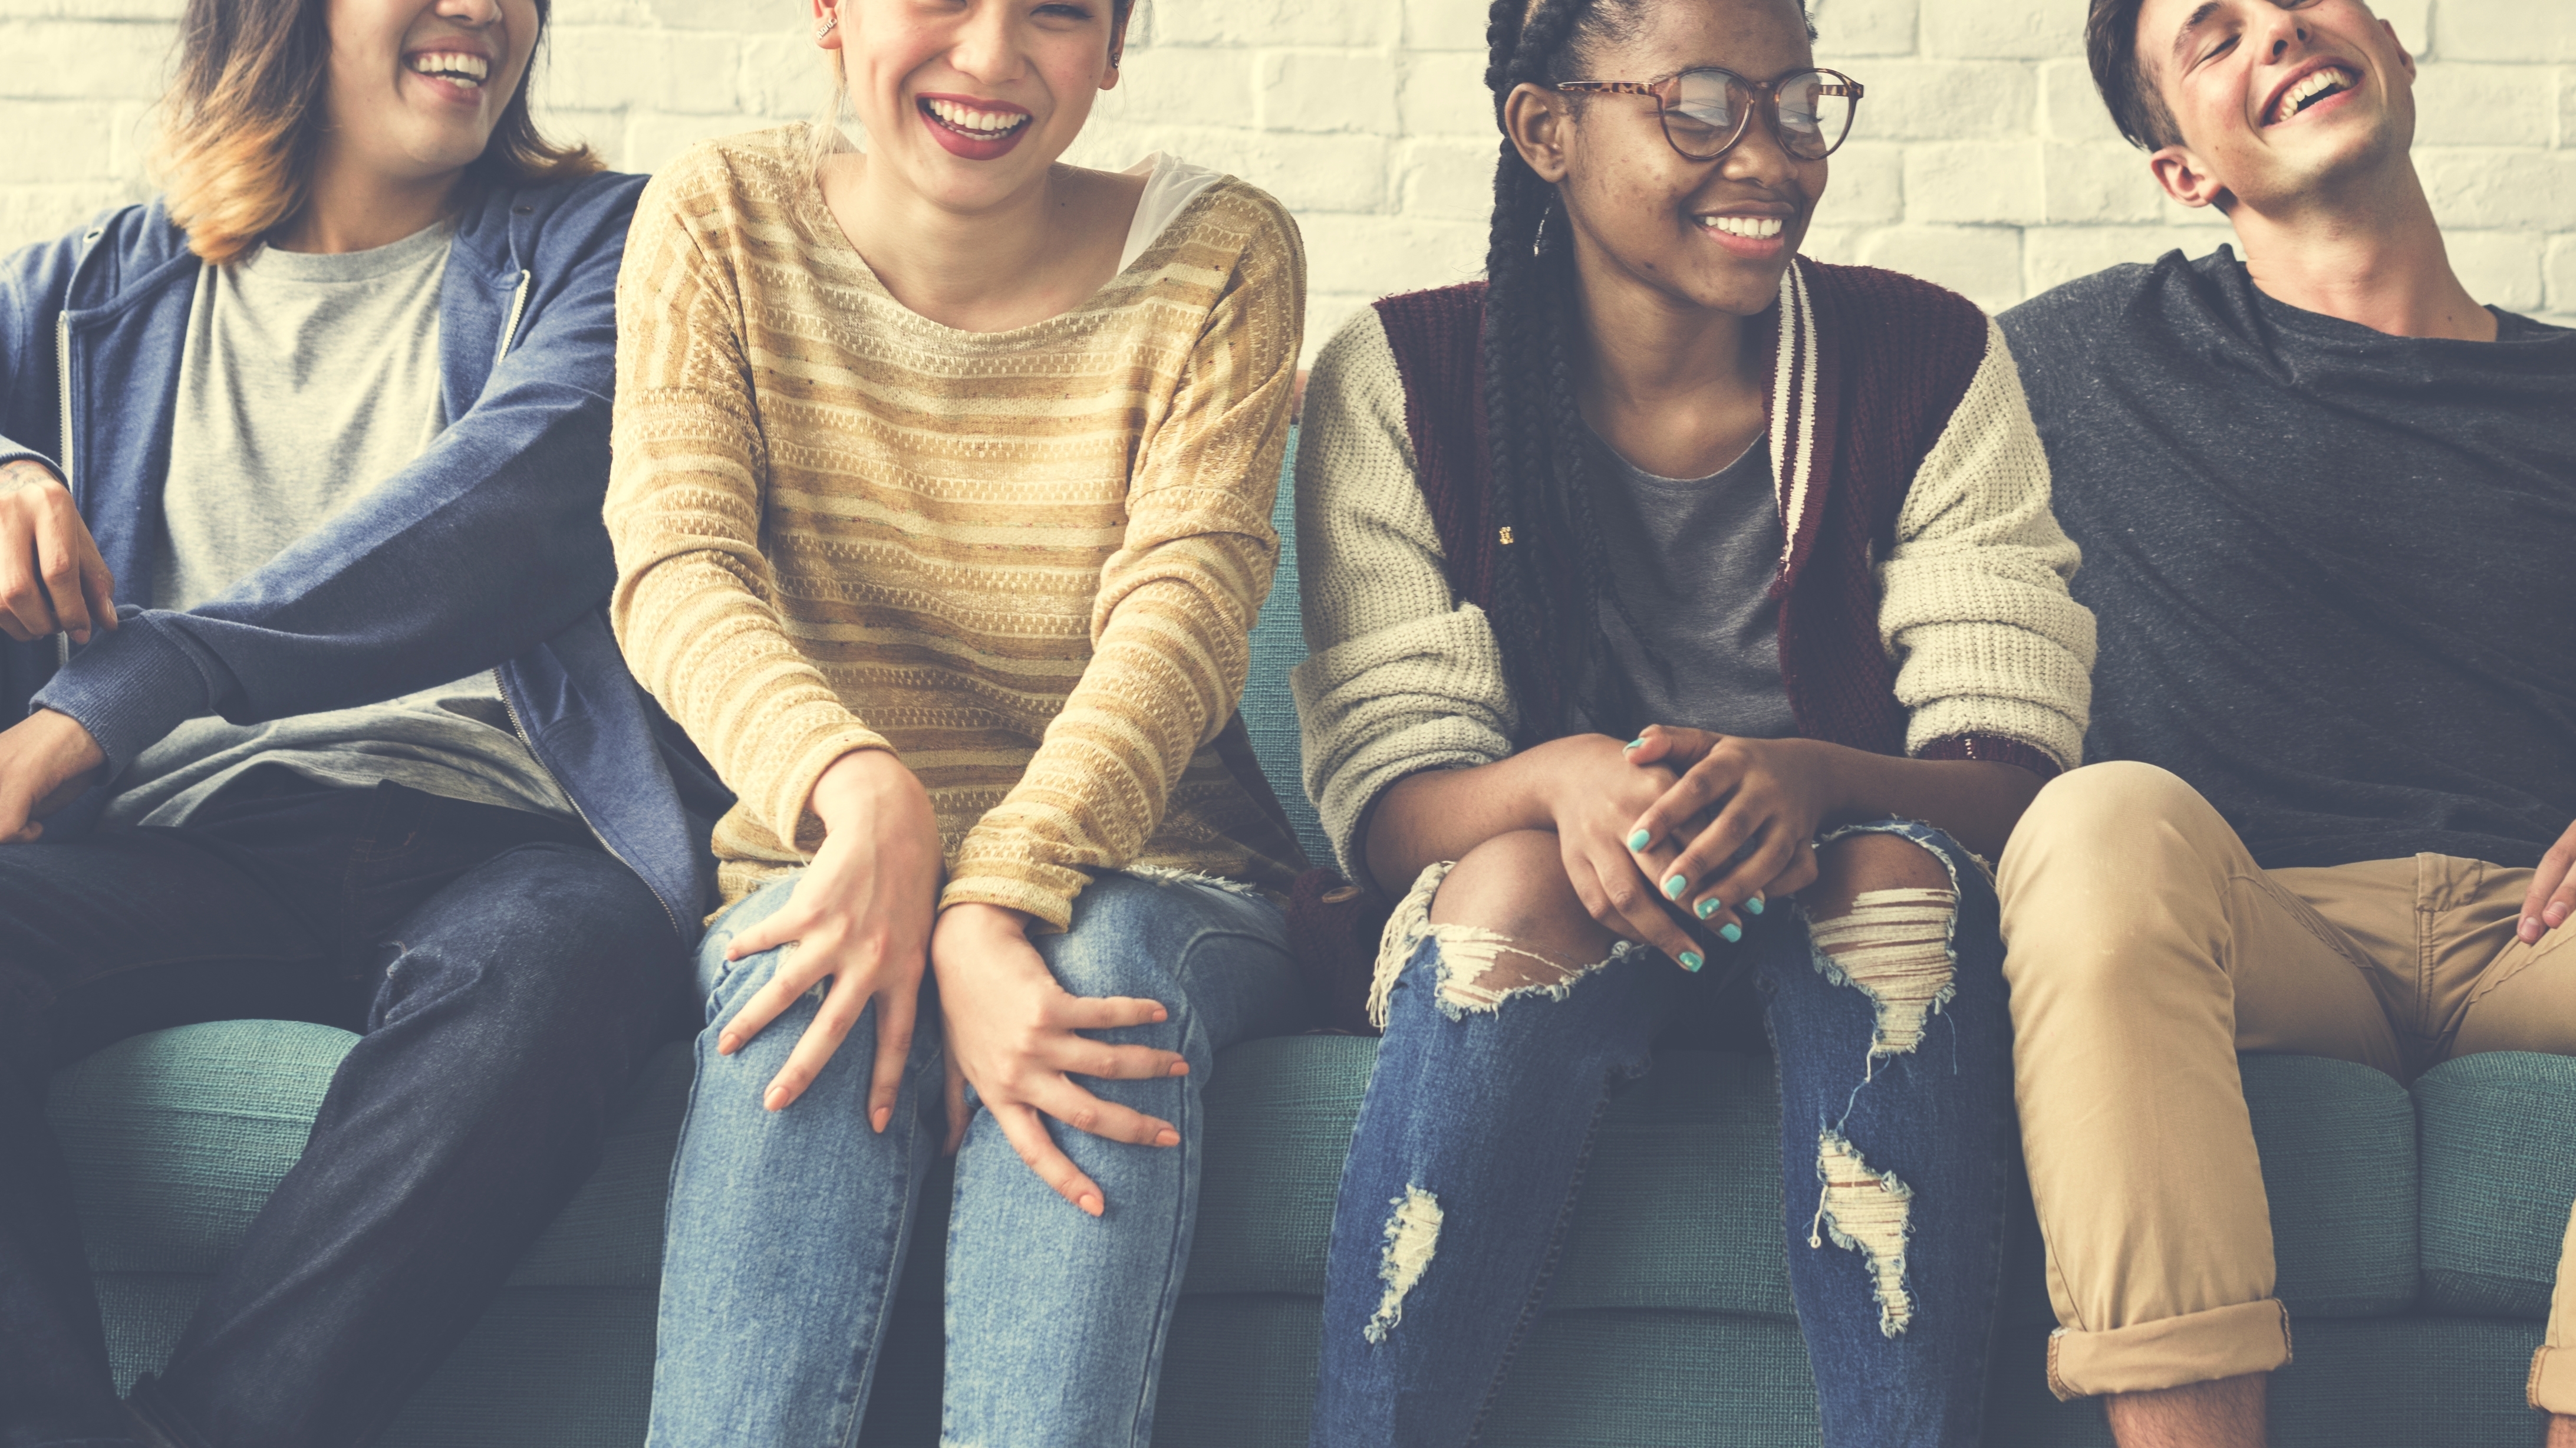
{"left": 649, "top": 870, "right": 1309, "bottom": 1448}
{"left": 0, "top": 766, "right": 684, "bottom": 1448}
{"left": 1312, "top": 821, "right": 2014, "bottom": 1447}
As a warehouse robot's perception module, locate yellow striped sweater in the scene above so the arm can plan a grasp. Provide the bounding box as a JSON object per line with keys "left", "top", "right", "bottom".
{"left": 607, "top": 127, "right": 1307, "bottom": 924}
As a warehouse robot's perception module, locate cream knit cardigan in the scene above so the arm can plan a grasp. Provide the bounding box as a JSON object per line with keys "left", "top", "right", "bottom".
{"left": 1290, "top": 302, "right": 2097, "bottom": 879}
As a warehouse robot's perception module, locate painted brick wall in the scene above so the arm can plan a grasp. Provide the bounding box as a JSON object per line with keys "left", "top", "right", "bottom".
{"left": 4, "top": 0, "right": 2571, "bottom": 353}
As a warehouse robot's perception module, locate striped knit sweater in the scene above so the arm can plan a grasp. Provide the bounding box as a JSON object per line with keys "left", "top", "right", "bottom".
{"left": 607, "top": 127, "right": 1307, "bottom": 924}
{"left": 1293, "top": 261, "right": 2097, "bottom": 880}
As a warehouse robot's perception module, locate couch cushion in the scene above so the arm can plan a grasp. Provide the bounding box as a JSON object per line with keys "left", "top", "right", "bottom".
{"left": 2417, "top": 1050, "right": 2576, "bottom": 1318}
{"left": 1242, "top": 429, "right": 1330, "bottom": 870}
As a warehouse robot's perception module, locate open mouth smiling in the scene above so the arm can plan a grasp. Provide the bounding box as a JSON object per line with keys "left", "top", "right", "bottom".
{"left": 2264, "top": 63, "right": 2356, "bottom": 126}
{"left": 408, "top": 51, "right": 491, "bottom": 88}
{"left": 920, "top": 97, "right": 1030, "bottom": 141}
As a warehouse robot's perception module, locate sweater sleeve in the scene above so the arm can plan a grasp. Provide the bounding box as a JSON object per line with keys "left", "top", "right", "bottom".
{"left": 604, "top": 162, "right": 890, "bottom": 855}
{"left": 939, "top": 192, "right": 1306, "bottom": 927}
{"left": 1878, "top": 319, "right": 2096, "bottom": 773}
{"left": 1287, "top": 308, "right": 1517, "bottom": 881}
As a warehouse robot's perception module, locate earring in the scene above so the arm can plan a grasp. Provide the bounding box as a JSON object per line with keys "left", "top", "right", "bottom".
{"left": 814, "top": 12, "right": 838, "bottom": 38}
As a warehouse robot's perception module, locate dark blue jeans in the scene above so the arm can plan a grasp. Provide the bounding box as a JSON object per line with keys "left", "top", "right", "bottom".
{"left": 0, "top": 766, "right": 684, "bottom": 1448}
{"left": 1312, "top": 821, "right": 2014, "bottom": 1447}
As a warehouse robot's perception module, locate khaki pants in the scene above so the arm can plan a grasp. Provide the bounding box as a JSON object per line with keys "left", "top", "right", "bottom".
{"left": 1996, "top": 761, "right": 2576, "bottom": 1404}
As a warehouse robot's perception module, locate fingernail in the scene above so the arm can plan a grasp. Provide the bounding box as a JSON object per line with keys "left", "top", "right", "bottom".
{"left": 1154, "top": 1128, "right": 1180, "bottom": 1147}
{"left": 1624, "top": 736, "right": 1646, "bottom": 751}
{"left": 718, "top": 1034, "right": 738, "bottom": 1055}
{"left": 1663, "top": 874, "right": 1688, "bottom": 899}
{"left": 1081, "top": 1194, "right": 1104, "bottom": 1217}
{"left": 763, "top": 1086, "right": 788, "bottom": 1111}
{"left": 871, "top": 1106, "right": 891, "bottom": 1134}
{"left": 1152, "top": 1008, "right": 1170, "bottom": 1022}
{"left": 1168, "top": 1060, "right": 1188, "bottom": 1076}
{"left": 1627, "top": 829, "right": 1652, "bottom": 851}
{"left": 1695, "top": 898, "right": 1719, "bottom": 919}
{"left": 1745, "top": 894, "right": 1766, "bottom": 916}
{"left": 1678, "top": 950, "right": 1704, "bottom": 972}
{"left": 1719, "top": 922, "right": 1743, "bottom": 944}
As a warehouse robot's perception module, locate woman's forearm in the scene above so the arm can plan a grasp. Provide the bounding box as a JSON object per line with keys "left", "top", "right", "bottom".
{"left": 1806, "top": 743, "right": 2044, "bottom": 860}
{"left": 1359, "top": 736, "right": 1596, "bottom": 895}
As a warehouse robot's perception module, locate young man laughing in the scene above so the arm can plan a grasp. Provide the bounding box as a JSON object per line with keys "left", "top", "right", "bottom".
{"left": 1994, "top": 1, "right": 2576, "bottom": 1444}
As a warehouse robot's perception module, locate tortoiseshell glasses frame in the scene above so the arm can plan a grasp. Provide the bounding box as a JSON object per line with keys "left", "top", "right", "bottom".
{"left": 1552, "top": 67, "right": 1865, "bottom": 163}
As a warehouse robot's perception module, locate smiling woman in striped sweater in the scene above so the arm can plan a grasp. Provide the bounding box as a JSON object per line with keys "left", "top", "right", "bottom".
{"left": 1291, "top": 0, "right": 2094, "bottom": 1442}
{"left": 604, "top": 1, "right": 1309, "bottom": 1443}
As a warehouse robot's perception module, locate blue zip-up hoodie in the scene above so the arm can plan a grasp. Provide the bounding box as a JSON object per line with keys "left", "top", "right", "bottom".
{"left": 0, "top": 174, "right": 727, "bottom": 943}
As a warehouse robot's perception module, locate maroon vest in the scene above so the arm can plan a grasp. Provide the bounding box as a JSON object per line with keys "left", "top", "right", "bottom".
{"left": 1369, "top": 260, "right": 2059, "bottom": 779}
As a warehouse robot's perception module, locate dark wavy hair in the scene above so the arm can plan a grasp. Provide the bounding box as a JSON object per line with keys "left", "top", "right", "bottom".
{"left": 155, "top": 0, "right": 601, "bottom": 265}
{"left": 2087, "top": 0, "right": 2184, "bottom": 150}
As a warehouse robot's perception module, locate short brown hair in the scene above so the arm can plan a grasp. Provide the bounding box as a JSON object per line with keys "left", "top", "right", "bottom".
{"left": 154, "top": 0, "right": 602, "bottom": 265}
{"left": 2087, "top": 0, "right": 2183, "bottom": 150}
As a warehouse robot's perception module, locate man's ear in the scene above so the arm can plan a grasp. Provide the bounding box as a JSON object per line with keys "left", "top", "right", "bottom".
{"left": 1503, "top": 83, "right": 1573, "bottom": 183}
{"left": 2382, "top": 18, "right": 2416, "bottom": 81}
{"left": 2148, "top": 142, "right": 2226, "bottom": 210}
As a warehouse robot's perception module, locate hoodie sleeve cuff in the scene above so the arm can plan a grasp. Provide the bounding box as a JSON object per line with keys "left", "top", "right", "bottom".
{"left": 30, "top": 614, "right": 218, "bottom": 778}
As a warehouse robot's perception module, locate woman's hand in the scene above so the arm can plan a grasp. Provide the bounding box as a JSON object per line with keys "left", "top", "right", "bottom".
{"left": 716, "top": 748, "right": 941, "bottom": 1126}
{"left": 1620, "top": 728, "right": 1835, "bottom": 936}
{"left": 931, "top": 901, "right": 1193, "bottom": 1217}
{"left": 1527, "top": 732, "right": 1722, "bottom": 969}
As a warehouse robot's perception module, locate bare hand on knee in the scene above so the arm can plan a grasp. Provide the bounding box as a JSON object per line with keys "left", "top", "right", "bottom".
{"left": 717, "top": 748, "right": 940, "bottom": 1122}
{"left": 932, "top": 903, "right": 1191, "bottom": 1217}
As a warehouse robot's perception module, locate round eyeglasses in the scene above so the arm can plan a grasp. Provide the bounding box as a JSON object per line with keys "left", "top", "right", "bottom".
{"left": 1553, "top": 67, "right": 1864, "bottom": 163}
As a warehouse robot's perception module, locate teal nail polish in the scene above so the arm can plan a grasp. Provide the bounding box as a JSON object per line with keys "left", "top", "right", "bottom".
{"left": 1627, "top": 829, "right": 1651, "bottom": 851}
{"left": 1720, "top": 922, "right": 1744, "bottom": 944}
{"left": 1624, "top": 735, "right": 1647, "bottom": 751}
{"left": 1745, "top": 894, "right": 1766, "bottom": 916}
{"left": 1679, "top": 950, "right": 1704, "bottom": 972}
{"left": 1663, "top": 874, "right": 1688, "bottom": 899}
{"left": 1695, "top": 898, "right": 1719, "bottom": 920}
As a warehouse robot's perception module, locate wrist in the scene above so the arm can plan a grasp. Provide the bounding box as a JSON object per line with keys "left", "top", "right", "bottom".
{"left": 809, "top": 747, "right": 925, "bottom": 832}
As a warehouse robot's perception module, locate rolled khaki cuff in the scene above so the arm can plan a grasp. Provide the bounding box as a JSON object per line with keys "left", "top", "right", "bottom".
{"left": 2045, "top": 1299, "right": 2294, "bottom": 1401}
{"left": 2529, "top": 1346, "right": 2576, "bottom": 1413}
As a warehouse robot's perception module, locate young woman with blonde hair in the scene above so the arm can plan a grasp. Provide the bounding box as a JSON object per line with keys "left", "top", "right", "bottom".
{"left": 609, "top": 2, "right": 1309, "bottom": 1442}
{"left": 0, "top": 2, "right": 695, "bottom": 1445}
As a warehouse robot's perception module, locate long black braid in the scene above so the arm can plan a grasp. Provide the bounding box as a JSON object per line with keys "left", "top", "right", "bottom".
{"left": 1480, "top": 0, "right": 1655, "bottom": 745}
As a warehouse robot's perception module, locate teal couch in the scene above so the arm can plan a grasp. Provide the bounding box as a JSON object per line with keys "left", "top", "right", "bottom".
{"left": 45, "top": 440, "right": 2570, "bottom": 1445}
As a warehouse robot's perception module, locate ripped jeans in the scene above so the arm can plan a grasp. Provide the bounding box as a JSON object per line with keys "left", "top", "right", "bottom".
{"left": 1310, "top": 821, "right": 2013, "bottom": 1448}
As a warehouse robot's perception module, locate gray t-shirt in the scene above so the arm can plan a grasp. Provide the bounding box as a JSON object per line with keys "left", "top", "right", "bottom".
{"left": 106, "top": 221, "right": 578, "bottom": 830}
{"left": 1580, "top": 429, "right": 1799, "bottom": 741}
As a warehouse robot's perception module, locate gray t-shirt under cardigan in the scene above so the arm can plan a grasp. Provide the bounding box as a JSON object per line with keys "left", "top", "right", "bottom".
{"left": 106, "top": 221, "right": 577, "bottom": 829}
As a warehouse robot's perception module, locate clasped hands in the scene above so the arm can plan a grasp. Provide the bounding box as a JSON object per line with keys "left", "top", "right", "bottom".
{"left": 1546, "top": 725, "right": 1838, "bottom": 971}
{"left": 710, "top": 748, "right": 1181, "bottom": 1217}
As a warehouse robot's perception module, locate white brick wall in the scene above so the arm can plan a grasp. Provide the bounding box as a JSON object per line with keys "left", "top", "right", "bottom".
{"left": 4, "top": 0, "right": 2570, "bottom": 350}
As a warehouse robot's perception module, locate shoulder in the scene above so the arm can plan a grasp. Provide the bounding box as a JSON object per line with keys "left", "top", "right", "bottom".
{"left": 5, "top": 199, "right": 194, "bottom": 311}
{"left": 1998, "top": 252, "right": 2205, "bottom": 367}
{"left": 638, "top": 126, "right": 817, "bottom": 226}
{"left": 1372, "top": 281, "right": 1488, "bottom": 339}
{"left": 1306, "top": 305, "right": 1404, "bottom": 424}
{"left": 1166, "top": 175, "right": 1302, "bottom": 278}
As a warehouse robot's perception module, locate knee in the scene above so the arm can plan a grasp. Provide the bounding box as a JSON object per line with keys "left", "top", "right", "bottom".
{"left": 1429, "top": 831, "right": 1618, "bottom": 967}
{"left": 1391, "top": 831, "right": 1623, "bottom": 1017}
{"left": 1802, "top": 834, "right": 1961, "bottom": 1058}
{"left": 2009, "top": 762, "right": 2209, "bottom": 867}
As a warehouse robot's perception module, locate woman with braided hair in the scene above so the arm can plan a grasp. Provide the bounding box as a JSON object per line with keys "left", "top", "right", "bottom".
{"left": 1290, "top": 0, "right": 2095, "bottom": 1440}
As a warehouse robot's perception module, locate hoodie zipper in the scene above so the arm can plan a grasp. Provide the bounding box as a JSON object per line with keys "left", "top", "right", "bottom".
{"left": 54, "top": 311, "right": 76, "bottom": 669}
{"left": 483, "top": 261, "right": 684, "bottom": 939}
{"left": 493, "top": 666, "right": 684, "bottom": 939}
{"left": 494, "top": 270, "right": 531, "bottom": 366}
